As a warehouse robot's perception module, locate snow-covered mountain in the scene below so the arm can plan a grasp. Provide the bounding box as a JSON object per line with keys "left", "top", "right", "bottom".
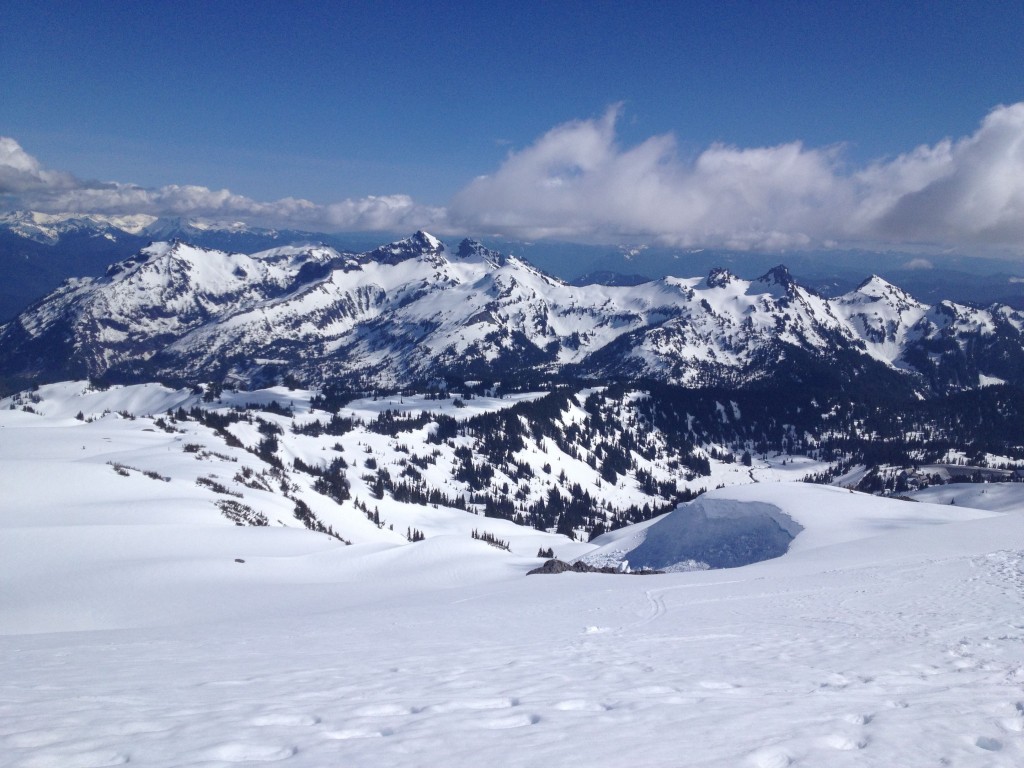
{"left": 0, "top": 210, "right": 313, "bottom": 246}
{"left": 0, "top": 210, "right": 158, "bottom": 244}
{"left": 0, "top": 210, "right": 367, "bottom": 322}
{"left": 3, "top": 231, "right": 1024, "bottom": 395}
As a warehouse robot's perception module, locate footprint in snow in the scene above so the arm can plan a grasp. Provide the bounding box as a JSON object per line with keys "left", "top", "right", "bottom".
{"left": 998, "top": 716, "right": 1024, "bottom": 733}
{"left": 822, "top": 733, "right": 867, "bottom": 750}
{"left": 841, "top": 713, "right": 873, "bottom": 725}
{"left": 976, "top": 736, "right": 1002, "bottom": 751}
{"left": 476, "top": 713, "right": 540, "bottom": 729}
{"left": 16, "top": 751, "right": 128, "bottom": 768}
{"left": 819, "top": 673, "right": 851, "bottom": 689}
{"left": 632, "top": 684, "right": 677, "bottom": 695}
{"left": 424, "top": 697, "right": 518, "bottom": 713}
{"left": 323, "top": 727, "right": 390, "bottom": 740}
{"left": 747, "top": 746, "right": 791, "bottom": 768}
{"left": 552, "top": 699, "right": 611, "bottom": 712}
{"left": 250, "top": 713, "right": 321, "bottom": 727}
{"left": 201, "top": 743, "right": 297, "bottom": 763}
{"left": 352, "top": 703, "right": 418, "bottom": 717}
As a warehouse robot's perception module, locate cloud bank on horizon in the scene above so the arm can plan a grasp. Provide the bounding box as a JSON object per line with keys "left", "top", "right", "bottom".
{"left": 3, "top": 102, "right": 1024, "bottom": 252}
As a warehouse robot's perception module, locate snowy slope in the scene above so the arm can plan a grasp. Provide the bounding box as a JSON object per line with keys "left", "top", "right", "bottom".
{"left": 833, "top": 275, "right": 930, "bottom": 366}
{"left": 0, "top": 381, "right": 583, "bottom": 561}
{"left": 909, "top": 481, "right": 1024, "bottom": 513}
{"left": 3, "top": 380, "right": 791, "bottom": 554}
{"left": 5, "top": 407, "right": 1024, "bottom": 766}
{"left": 582, "top": 481, "right": 996, "bottom": 570}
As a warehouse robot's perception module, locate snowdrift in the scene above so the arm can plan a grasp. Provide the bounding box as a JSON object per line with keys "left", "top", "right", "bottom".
{"left": 583, "top": 482, "right": 996, "bottom": 571}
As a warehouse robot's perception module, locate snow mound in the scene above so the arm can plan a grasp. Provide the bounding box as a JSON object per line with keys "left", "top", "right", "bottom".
{"left": 583, "top": 497, "right": 800, "bottom": 571}
{"left": 583, "top": 482, "right": 997, "bottom": 571}
{"left": 627, "top": 497, "right": 801, "bottom": 570}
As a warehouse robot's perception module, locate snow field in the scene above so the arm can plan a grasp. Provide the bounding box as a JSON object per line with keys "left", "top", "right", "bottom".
{"left": 910, "top": 482, "right": 1024, "bottom": 513}
{"left": 336, "top": 390, "right": 546, "bottom": 423}
{"left": 7, "top": 381, "right": 1024, "bottom": 765}
{"left": 5, "top": 508, "right": 1024, "bottom": 766}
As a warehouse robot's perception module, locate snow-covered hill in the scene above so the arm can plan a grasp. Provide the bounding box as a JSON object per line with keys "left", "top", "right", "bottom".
{"left": 4, "top": 232, "right": 1024, "bottom": 395}
{"left": 5, "top": 383, "right": 1024, "bottom": 766}
{"left": 3, "top": 381, "right": 814, "bottom": 552}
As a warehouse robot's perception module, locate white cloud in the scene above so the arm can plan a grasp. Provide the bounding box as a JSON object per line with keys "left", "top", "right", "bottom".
{"left": 0, "top": 138, "right": 78, "bottom": 194}
{"left": 5, "top": 103, "right": 1024, "bottom": 251}
{"left": 449, "top": 107, "right": 848, "bottom": 248}
{"left": 864, "top": 103, "right": 1024, "bottom": 245}
{"left": 323, "top": 195, "right": 446, "bottom": 232}
{"left": 450, "top": 103, "right": 1024, "bottom": 253}
{"left": 0, "top": 138, "right": 447, "bottom": 234}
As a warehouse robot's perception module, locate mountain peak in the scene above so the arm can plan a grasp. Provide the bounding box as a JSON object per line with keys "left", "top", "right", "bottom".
{"left": 705, "top": 267, "right": 737, "bottom": 288}
{"left": 757, "top": 265, "right": 794, "bottom": 288}
{"left": 411, "top": 230, "right": 443, "bottom": 251}
{"left": 854, "top": 274, "right": 899, "bottom": 294}
{"left": 362, "top": 231, "right": 446, "bottom": 267}
{"left": 456, "top": 238, "right": 508, "bottom": 267}
{"left": 848, "top": 275, "right": 922, "bottom": 307}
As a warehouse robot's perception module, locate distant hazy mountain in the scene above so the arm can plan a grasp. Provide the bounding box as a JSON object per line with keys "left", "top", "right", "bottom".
{"left": 0, "top": 211, "right": 397, "bottom": 321}
{"left": 529, "top": 241, "right": 1024, "bottom": 310}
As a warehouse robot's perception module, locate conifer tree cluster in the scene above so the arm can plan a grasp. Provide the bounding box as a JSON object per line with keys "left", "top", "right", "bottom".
{"left": 471, "top": 529, "right": 509, "bottom": 550}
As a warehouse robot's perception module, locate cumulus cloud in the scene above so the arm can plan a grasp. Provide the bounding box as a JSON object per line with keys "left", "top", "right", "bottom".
{"left": 5, "top": 102, "right": 1024, "bottom": 251}
{"left": 450, "top": 103, "right": 1024, "bottom": 252}
{"left": 0, "top": 137, "right": 446, "bottom": 233}
{"left": 449, "top": 107, "right": 848, "bottom": 248}
{"left": 0, "top": 137, "right": 78, "bottom": 194}
{"left": 864, "top": 103, "right": 1024, "bottom": 245}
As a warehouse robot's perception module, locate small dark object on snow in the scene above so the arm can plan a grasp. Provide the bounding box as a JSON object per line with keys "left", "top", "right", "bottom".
{"left": 527, "top": 558, "right": 662, "bottom": 576}
{"left": 234, "top": 558, "right": 245, "bottom": 563}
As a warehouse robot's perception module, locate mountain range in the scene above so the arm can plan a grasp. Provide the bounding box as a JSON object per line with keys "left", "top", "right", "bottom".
{"left": 3, "top": 230, "right": 1024, "bottom": 398}
{"left": 6, "top": 210, "right": 1024, "bottom": 324}
{"left": 0, "top": 211, "right": 392, "bottom": 321}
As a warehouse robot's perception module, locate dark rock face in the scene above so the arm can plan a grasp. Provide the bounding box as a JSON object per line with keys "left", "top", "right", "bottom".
{"left": 527, "top": 558, "right": 591, "bottom": 575}
{"left": 526, "top": 559, "right": 662, "bottom": 576}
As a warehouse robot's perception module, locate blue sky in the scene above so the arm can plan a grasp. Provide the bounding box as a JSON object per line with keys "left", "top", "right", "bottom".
{"left": 2, "top": 0, "right": 1023, "bottom": 252}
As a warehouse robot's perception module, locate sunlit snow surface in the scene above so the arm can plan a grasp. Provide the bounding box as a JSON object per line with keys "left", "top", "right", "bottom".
{"left": 5, "top": 387, "right": 1024, "bottom": 766}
